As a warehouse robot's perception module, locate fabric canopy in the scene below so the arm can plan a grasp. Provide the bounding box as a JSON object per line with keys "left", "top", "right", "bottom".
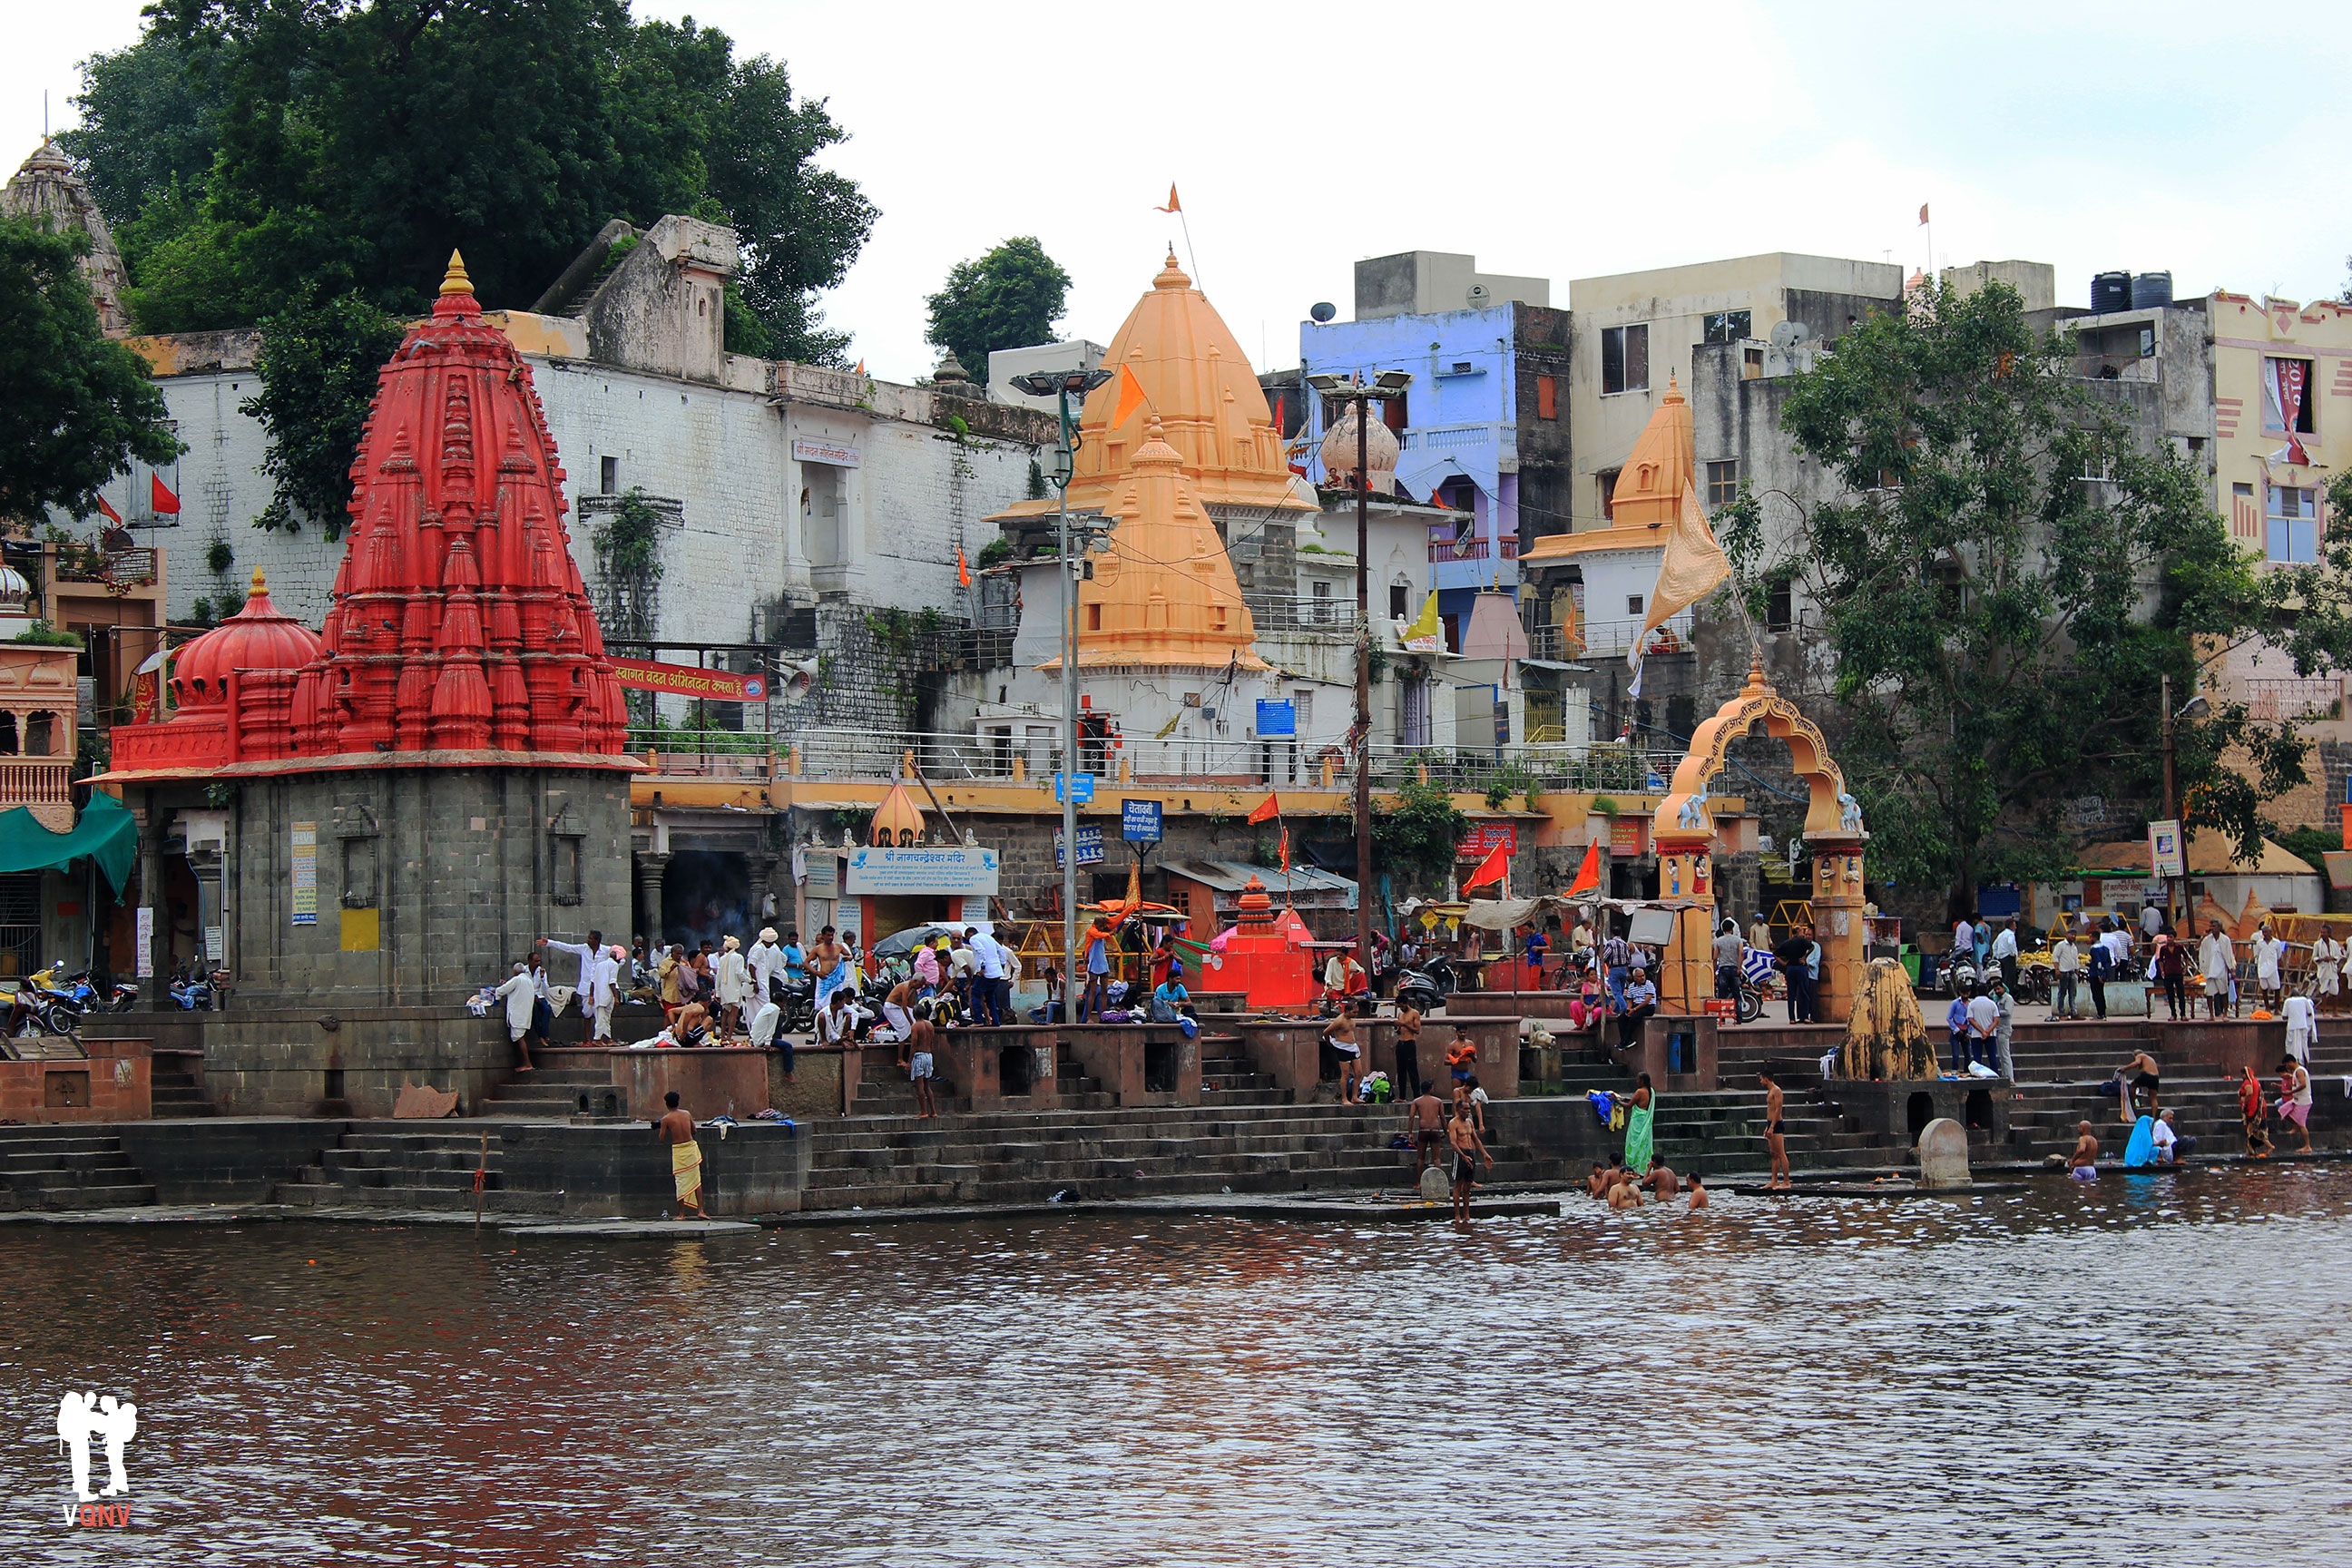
{"left": 0, "top": 792, "right": 138, "bottom": 892}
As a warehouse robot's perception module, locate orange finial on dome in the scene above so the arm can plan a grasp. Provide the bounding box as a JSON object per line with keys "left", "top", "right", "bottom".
{"left": 1154, "top": 250, "right": 1190, "bottom": 290}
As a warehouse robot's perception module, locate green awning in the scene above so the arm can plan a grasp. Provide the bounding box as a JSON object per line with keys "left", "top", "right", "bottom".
{"left": 0, "top": 792, "right": 138, "bottom": 892}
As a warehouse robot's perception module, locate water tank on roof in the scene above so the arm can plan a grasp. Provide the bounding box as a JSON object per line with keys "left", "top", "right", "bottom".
{"left": 2131, "top": 271, "right": 2173, "bottom": 309}
{"left": 2092, "top": 272, "right": 2131, "bottom": 313}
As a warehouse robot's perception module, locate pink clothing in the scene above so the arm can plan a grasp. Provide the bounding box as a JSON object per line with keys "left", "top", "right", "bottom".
{"left": 914, "top": 947, "right": 941, "bottom": 987}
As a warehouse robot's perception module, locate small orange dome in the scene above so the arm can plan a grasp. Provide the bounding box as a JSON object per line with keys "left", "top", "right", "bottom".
{"left": 171, "top": 570, "right": 325, "bottom": 709}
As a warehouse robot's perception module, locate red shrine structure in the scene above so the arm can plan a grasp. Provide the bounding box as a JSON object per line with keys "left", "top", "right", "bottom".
{"left": 95, "top": 255, "right": 635, "bottom": 1117}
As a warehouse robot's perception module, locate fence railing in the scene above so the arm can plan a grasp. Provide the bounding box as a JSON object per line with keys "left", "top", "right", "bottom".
{"left": 2244, "top": 676, "right": 2343, "bottom": 720}
{"left": 1427, "top": 534, "right": 1520, "bottom": 564}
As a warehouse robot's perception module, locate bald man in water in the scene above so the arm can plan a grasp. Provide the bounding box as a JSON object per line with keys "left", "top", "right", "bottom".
{"left": 2068, "top": 1121, "right": 2100, "bottom": 1181}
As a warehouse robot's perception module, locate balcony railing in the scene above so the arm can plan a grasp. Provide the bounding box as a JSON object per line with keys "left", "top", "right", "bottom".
{"left": 2244, "top": 676, "right": 2343, "bottom": 721}
{"left": 1427, "top": 534, "right": 1520, "bottom": 564}
{"left": 56, "top": 547, "right": 159, "bottom": 588}
{"left": 0, "top": 760, "right": 72, "bottom": 808}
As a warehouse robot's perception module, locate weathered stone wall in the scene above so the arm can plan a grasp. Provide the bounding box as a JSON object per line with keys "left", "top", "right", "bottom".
{"left": 174, "top": 1007, "right": 515, "bottom": 1119}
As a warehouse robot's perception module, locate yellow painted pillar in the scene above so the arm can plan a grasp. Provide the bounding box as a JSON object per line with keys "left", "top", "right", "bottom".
{"left": 1809, "top": 835, "right": 1867, "bottom": 1024}
{"left": 1653, "top": 828, "right": 1718, "bottom": 1013}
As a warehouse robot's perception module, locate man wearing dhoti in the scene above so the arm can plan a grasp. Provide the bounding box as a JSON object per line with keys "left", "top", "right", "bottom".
{"left": 654, "top": 1091, "right": 706, "bottom": 1220}
{"left": 2313, "top": 932, "right": 2344, "bottom": 1014}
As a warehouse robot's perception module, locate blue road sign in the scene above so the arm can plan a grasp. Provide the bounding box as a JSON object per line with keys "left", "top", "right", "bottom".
{"left": 1055, "top": 772, "right": 1095, "bottom": 805}
{"left": 1122, "top": 799, "right": 1163, "bottom": 843}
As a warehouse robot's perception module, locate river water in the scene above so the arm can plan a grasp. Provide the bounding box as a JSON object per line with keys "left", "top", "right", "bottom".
{"left": 4, "top": 1167, "right": 2347, "bottom": 1566}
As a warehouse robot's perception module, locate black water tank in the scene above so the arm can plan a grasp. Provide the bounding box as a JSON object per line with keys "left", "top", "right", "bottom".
{"left": 2092, "top": 271, "right": 2131, "bottom": 313}
{"left": 2131, "top": 270, "right": 2173, "bottom": 309}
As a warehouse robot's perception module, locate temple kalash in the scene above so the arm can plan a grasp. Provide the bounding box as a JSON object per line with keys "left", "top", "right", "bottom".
{"left": 3, "top": 246, "right": 2320, "bottom": 1220}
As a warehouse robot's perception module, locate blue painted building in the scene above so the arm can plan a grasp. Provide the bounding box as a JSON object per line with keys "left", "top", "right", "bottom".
{"left": 1298, "top": 253, "right": 1571, "bottom": 647}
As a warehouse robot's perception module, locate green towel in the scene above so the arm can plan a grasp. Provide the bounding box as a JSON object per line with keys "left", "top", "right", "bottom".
{"left": 1623, "top": 1102, "right": 1653, "bottom": 1172}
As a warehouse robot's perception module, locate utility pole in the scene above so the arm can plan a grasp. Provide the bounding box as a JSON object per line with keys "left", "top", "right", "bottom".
{"left": 2159, "top": 674, "right": 2209, "bottom": 933}
{"left": 1307, "top": 370, "right": 1412, "bottom": 981}
{"left": 1012, "top": 368, "right": 1112, "bottom": 1014}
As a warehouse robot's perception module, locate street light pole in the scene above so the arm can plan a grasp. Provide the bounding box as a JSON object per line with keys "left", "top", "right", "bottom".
{"left": 1306, "top": 370, "right": 1411, "bottom": 985}
{"left": 2159, "top": 675, "right": 2210, "bottom": 934}
{"left": 1012, "top": 368, "right": 1112, "bottom": 1016}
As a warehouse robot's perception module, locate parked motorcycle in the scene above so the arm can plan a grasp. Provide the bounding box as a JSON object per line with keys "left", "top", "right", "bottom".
{"left": 771, "top": 972, "right": 816, "bottom": 1034}
{"left": 1396, "top": 956, "right": 1455, "bottom": 1015}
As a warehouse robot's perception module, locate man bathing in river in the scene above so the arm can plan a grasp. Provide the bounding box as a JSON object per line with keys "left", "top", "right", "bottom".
{"left": 1446, "top": 1102, "right": 1491, "bottom": 1225}
{"left": 654, "top": 1091, "right": 706, "bottom": 1220}
{"left": 1687, "top": 1172, "right": 1709, "bottom": 1209}
{"left": 1642, "top": 1156, "right": 1680, "bottom": 1201}
{"left": 1760, "top": 1072, "right": 1791, "bottom": 1191}
{"left": 1404, "top": 1088, "right": 1446, "bottom": 1173}
{"left": 906, "top": 1004, "right": 941, "bottom": 1120}
{"left": 2068, "top": 1121, "right": 2100, "bottom": 1181}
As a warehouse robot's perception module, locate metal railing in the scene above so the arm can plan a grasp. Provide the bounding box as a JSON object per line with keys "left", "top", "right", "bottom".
{"left": 2244, "top": 676, "right": 2343, "bottom": 720}
{"left": 1427, "top": 534, "right": 1519, "bottom": 564}
{"left": 1244, "top": 592, "right": 1366, "bottom": 636}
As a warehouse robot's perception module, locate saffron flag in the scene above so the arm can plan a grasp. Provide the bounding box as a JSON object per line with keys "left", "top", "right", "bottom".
{"left": 1279, "top": 825, "right": 1289, "bottom": 876}
{"left": 1248, "top": 792, "right": 1279, "bottom": 825}
{"left": 1155, "top": 183, "right": 1181, "bottom": 213}
{"left": 956, "top": 546, "right": 971, "bottom": 586}
{"left": 1628, "top": 481, "right": 1730, "bottom": 688}
{"left": 1426, "top": 483, "right": 1449, "bottom": 510}
{"left": 1463, "top": 838, "right": 1510, "bottom": 892}
{"left": 94, "top": 493, "right": 122, "bottom": 525}
{"left": 1918, "top": 203, "right": 1930, "bottom": 225}
{"left": 1399, "top": 592, "right": 1444, "bottom": 653}
{"left": 1112, "top": 364, "right": 1149, "bottom": 427}
{"left": 854, "top": 358, "right": 867, "bottom": 376}
{"left": 1566, "top": 840, "right": 1601, "bottom": 897}
{"left": 151, "top": 474, "right": 180, "bottom": 514}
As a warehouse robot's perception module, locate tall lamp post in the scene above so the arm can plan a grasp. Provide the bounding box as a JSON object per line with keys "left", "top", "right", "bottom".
{"left": 1305, "top": 370, "right": 1412, "bottom": 980}
{"left": 1012, "top": 367, "right": 1114, "bottom": 1014}
{"left": 2158, "top": 674, "right": 2210, "bottom": 931}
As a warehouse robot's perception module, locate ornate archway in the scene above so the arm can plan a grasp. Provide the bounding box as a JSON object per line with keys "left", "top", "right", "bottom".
{"left": 1648, "top": 659, "right": 1868, "bottom": 1023}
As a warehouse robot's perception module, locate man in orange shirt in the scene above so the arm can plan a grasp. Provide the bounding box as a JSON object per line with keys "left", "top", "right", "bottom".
{"left": 1446, "top": 1024, "right": 1479, "bottom": 1088}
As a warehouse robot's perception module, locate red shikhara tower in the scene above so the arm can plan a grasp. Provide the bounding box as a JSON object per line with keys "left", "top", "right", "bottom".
{"left": 109, "top": 251, "right": 627, "bottom": 773}
{"left": 291, "top": 251, "right": 623, "bottom": 759}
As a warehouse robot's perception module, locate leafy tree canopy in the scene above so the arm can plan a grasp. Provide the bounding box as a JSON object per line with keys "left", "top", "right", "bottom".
{"left": 240, "top": 290, "right": 405, "bottom": 538}
{"left": 0, "top": 216, "right": 181, "bottom": 522}
{"left": 1369, "top": 772, "right": 1468, "bottom": 895}
{"left": 925, "top": 236, "right": 1072, "bottom": 385}
{"left": 1719, "top": 279, "right": 2352, "bottom": 913}
{"left": 70, "top": 4, "right": 875, "bottom": 365}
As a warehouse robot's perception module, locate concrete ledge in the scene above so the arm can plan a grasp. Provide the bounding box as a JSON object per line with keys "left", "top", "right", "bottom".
{"left": 537, "top": 1045, "right": 771, "bottom": 1122}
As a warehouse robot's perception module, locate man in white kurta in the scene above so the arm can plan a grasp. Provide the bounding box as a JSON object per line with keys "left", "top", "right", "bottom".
{"left": 544, "top": 933, "right": 621, "bottom": 1044}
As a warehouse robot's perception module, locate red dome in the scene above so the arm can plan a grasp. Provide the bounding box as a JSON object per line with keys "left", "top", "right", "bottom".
{"left": 171, "top": 571, "right": 326, "bottom": 709}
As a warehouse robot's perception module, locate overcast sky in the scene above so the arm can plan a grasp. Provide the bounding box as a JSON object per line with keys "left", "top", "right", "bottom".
{"left": 9, "top": 1, "right": 2350, "bottom": 383}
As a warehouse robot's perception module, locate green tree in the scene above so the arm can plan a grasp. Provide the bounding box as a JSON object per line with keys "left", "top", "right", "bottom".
{"left": 0, "top": 216, "right": 181, "bottom": 521}
{"left": 1720, "top": 279, "right": 2338, "bottom": 915}
{"left": 925, "top": 237, "right": 1073, "bottom": 385}
{"left": 240, "top": 290, "right": 405, "bottom": 539}
{"left": 1370, "top": 773, "right": 1468, "bottom": 895}
{"left": 82, "top": 5, "right": 873, "bottom": 361}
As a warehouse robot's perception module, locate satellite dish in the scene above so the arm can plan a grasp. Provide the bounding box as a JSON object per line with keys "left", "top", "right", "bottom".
{"left": 1465, "top": 282, "right": 1493, "bottom": 307}
{"left": 1769, "top": 318, "right": 1815, "bottom": 350}
{"left": 1309, "top": 301, "right": 1337, "bottom": 323}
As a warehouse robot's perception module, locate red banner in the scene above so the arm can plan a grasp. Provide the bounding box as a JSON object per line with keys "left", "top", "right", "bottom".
{"left": 607, "top": 658, "right": 768, "bottom": 701}
{"left": 1457, "top": 822, "right": 1518, "bottom": 859}
{"left": 1608, "top": 817, "right": 1646, "bottom": 857}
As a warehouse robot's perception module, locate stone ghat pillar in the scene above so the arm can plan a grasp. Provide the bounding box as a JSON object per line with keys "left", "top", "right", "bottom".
{"left": 1652, "top": 827, "right": 1718, "bottom": 1014}
{"left": 1809, "top": 835, "right": 1867, "bottom": 1024}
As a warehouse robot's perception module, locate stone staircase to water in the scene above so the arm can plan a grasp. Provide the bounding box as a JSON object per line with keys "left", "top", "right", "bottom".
{"left": 276, "top": 1126, "right": 562, "bottom": 1214}
{"left": 478, "top": 1060, "right": 623, "bottom": 1120}
{"left": 0, "top": 1126, "right": 158, "bottom": 1210}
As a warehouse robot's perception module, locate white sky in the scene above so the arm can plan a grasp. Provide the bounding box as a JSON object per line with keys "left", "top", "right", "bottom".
{"left": 8, "top": 0, "right": 2350, "bottom": 383}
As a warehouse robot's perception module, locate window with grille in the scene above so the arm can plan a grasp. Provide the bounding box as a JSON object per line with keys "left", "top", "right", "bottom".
{"left": 1702, "top": 310, "right": 1751, "bottom": 345}
{"left": 1705, "top": 460, "right": 1740, "bottom": 506}
{"left": 1766, "top": 569, "right": 1794, "bottom": 632}
{"left": 1601, "top": 325, "right": 1649, "bottom": 395}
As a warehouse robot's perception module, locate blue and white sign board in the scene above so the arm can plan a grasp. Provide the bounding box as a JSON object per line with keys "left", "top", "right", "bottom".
{"left": 843, "top": 846, "right": 1001, "bottom": 897}
{"left": 1055, "top": 826, "right": 1104, "bottom": 867}
{"left": 1645, "top": 773, "right": 1668, "bottom": 791}
{"left": 1055, "top": 772, "right": 1095, "bottom": 805}
{"left": 1256, "top": 700, "right": 1297, "bottom": 737}
{"left": 1122, "top": 799, "right": 1163, "bottom": 843}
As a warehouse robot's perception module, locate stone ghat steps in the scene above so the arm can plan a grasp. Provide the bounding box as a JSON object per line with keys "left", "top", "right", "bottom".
{"left": 277, "top": 1127, "right": 561, "bottom": 1214}
{"left": 806, "top": 1158, "right": 1561, "bottom": 1214}
{"left": 149, "top": 1063, "right": 217, "bottom": 1117}
{"left": 0, "top": 1131, "right": 158, "bottom": 1210}
{"left": 480, "top": 1064, "right": 622, "bottom": 1120}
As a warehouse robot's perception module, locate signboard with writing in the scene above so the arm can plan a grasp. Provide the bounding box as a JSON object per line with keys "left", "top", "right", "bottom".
{"left": 607, "top": 658, "right": 768, "bottom": 701}
{"left": 1056, "top": 826, "right": 1104, "bottom": 867}
{"left": 1608, "top": 817, "right": 1645, "bottom": 858}
{"left": 1456, "top": 822, "right": 1518, "bottom": 859}
{"left": 135, "top": 906, "right": 152, "bottom": 978}
{"left": 791, "top": 436, "right": 862, "bottom": 468}
{"left": 1122, "top": 799, "right": 1162, "bottom": 843}
{"left": 843, "top": 846, "right": 1000, "bottom": 897}
{"left": 291, "top": 821, "right": 317, "bottom": 926}
{"left": 2148, "top": 818, "right": 2185, "bottom": 879}
{"left": 1055, "top": 772, "right": 1095, "bottom": 805}
{"left": 1256, "top": 699, "right": 1296, "bottom": 737}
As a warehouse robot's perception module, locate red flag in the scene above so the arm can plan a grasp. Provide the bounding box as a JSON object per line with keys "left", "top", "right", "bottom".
{"left": 1154, "top": 183, "right": 1181, "bottom": 214}
{"left": 1247, "top": 792, "right": 1279, "bottom": 825}
{"left": 1566, "top": 840, "right": 1601, "bottom": 897}
{"left": 151, "top": 474, "right": 180, "bottom": 514}
{"left": 94, "top": 493, "right": 122, "bottom": 525}
{"left": 1463, "top": 837, "right": 1510, "bottom": 892}
{"left": 956, "top": 546, "right": 971, "bottom": 586}
{"left": 1279, "top": 825, "right": 1289, "bottom": 876}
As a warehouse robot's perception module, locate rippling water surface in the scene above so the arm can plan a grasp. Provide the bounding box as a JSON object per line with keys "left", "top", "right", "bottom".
{"left": 3, "top": 1167, "right": 2347, "bottom": 1566}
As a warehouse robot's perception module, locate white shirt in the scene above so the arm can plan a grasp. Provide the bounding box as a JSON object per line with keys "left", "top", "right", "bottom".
{"left": 970, "top": 934, "right": 1009, "bottom": 980}
{"left": 1991, "top": 927, "right": 2017, "bottom": 961}
{"left": 2141, "top": 906, "right": 2164, "bottom": 936}
{"left": 2316, "top": 937, "right": 2343, "bottom": 969}
{"left": 2200, "top": 932, "right": 2235, "bottom": 982}
{"left": 2283, "top": 995, "right": 2317, "bottom": 1036}
{"left": 545, "top": 940, "right": 618, "bottom": 1008}
{"left": 2151, "top": 1119, "right": 2177, "bottom": 1154}
{"left": 714, "top": 949, "right": 751, "bottom": 1005}
{"left": 748, "top": 939, "right": 786, "bottom": 996}
{"left": 1965, "top": 995, "right": 1999, "bottom": 1036}
{"left": 2053, "top": 940, "right": 2079, "bottom": 975}
{"left": 1954, "top": 920, "right": 1974, "bottom": 952}
{"left": 816, "top": 1002, "right": 857, "bottom": 1044}
{"left": 493, "top": 971, "right": 537, "bottom": 1033}
{"left": 2253, "top": 934, "right": 2284, "bottom": 984}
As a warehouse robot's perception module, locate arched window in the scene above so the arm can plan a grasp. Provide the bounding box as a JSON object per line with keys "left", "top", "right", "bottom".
{"left": 0, "top": 713, "right": 19, "bottom": 755}
{"left": 24, "top": 712, "right": 54, "bottom": 757}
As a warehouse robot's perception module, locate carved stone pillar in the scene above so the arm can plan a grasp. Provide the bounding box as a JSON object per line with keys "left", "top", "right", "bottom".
{"left": 634, "top": 851, "right": 671, "bottom": 949}
{"left": 1652, "top": 827, "right": 1718, "bottom": 1014}
{"left": 1808, "top": 836, "right": 1867, "bottom": 1025}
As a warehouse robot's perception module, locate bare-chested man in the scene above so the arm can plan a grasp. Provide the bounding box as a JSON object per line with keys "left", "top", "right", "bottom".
{"left": 883, "top": 975, "right": 921, "bottom": 1061}
{"left": 906, "top": 1004, "right": 941, "bottom": 1120}
{"left": 1687, "top": 1172, "right": 1709, "bottom": 1209}
{"left": 1585, "top": 1160, "right": 1612, "bottom": 1200}
{"left": 1322, "top": 1004, "right": 1365, "bottom": 1104}
{"left": 1760, "top": 1071, "right": 1790, "bottom": 1191}
{"left": 653, "top": 1091, "right": 706, "bottom": 1220}
{"left": 1403, "top": 1088, "right": 1446, "bottom": 1173}
{"left": 1642, "top": 1156, "right": 1680, "bottom": 1201}
{"left": 1446, "top": 1102, "right": 1491, "bottom": 1224}
{"left": 2118, "top": 1048, "right": 2161, "bottom": 1119}
{"left": 1607, "top": 1173, "right": 1642, "bottom": 1211}
{"left": 808, "top": 926, "right": 845, "bottom": 1013}
{"left": 2067, "top": 1120, "right": 2100, "bottom": 1181}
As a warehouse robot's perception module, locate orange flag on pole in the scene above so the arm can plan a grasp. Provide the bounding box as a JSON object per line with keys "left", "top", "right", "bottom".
{"left": 956, "top": 546, "right": 971, "bottom": 586}
{"left": 94, "top": 493, "right": 122, "bottom": 525}
{"left": 1463, "top": 838, "right": 1510, "bottom": 892}
{"left": 1112, "top": 363, "right": 1149, "bottom": 427}
{"left": 1248, "top": 792, "right": 1279, "bottom": 825}
{"left": 1155, "top": 183, "right": 1181, "bottom": 213}
{"left": 1279, "top": 825, "right": 1289, "bottom": 876}
{"left": 1566, "top": 840, "right": 1601, "bottom": 897}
